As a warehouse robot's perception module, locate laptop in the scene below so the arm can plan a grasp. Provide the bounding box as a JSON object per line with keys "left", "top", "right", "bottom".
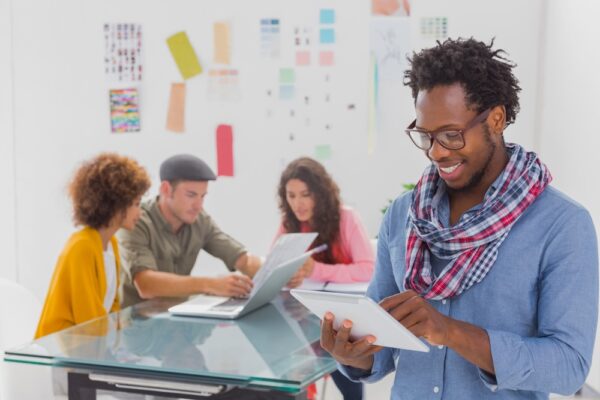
{"left": 168, "top": 232, "right": 319, "bottom": 319}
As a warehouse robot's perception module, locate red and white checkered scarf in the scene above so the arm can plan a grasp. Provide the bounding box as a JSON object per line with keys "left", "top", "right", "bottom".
{"left": 404, "top": 143, "right": 552, "bottom": 300}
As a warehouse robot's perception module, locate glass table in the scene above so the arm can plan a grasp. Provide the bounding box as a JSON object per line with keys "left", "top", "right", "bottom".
{"left": 4, "top": 292, "right": 337, "bottom": 399}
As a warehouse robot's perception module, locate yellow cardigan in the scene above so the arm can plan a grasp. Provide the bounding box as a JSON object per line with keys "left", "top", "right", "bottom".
{"left": 35, "top": 227, "right": 121, "bottom": 338}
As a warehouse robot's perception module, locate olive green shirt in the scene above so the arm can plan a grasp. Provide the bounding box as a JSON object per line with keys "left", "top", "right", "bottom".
{"left": 118, "top": 197, "right": 246, "bottom": 307}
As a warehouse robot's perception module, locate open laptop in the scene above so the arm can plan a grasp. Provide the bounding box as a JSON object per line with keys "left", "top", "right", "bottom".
{"left": 168, "top": 232, "right": 318, "bottom": 319}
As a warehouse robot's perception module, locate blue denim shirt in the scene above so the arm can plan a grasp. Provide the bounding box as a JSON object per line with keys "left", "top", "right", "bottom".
{"left": 341, "top": 185, "right": 598, "bottom": 399}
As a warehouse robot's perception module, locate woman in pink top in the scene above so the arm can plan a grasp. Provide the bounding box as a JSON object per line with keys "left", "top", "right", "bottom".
{"left": 275, "top": 157, "right": 374, "bottom": 400}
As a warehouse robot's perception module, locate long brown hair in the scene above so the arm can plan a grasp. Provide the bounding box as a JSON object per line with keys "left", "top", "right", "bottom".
{"left": 277, "top": 157, "right": 341, "bottom": 263}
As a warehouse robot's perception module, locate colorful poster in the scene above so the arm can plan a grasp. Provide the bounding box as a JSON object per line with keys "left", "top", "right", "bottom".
{"left": 214, "top": 22, "right": 231, "bottom": 65}
{"left": 278, "top": 68, "right": 295, "bottom": 100}
{"left": 372, "top": 0, "right": 411, "bottom": 16}
{"left": 166, "top": 31, "right": 203, "bottom": 80}
{"left": 320, "top": 9, "right": 336, "bottom": 24}
{"left": 216, "top": 124, "right": 234, "bottom": 177}
{"left": 109, "top": 88, "right": 140, "bottom": 133}
{"left": 104, "top": 23, "right": 143, "bottom": 82}
{"left": 166, "top": 83, "right": 186, "bottom": 133}
{"left": 260, "top": 19, "right": 280, "bottom": 58}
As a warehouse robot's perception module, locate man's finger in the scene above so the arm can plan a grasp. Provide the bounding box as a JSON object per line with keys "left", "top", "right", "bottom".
{"left": 320, "top": 312, "right": 336, "bottom": 351}
{"left": 379, "top": 290, "right": 420, "bottom": 311}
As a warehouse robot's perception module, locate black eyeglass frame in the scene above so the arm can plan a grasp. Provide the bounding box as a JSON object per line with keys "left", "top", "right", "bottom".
{"left": 404, "top": 108, "right": 492, "bottom": 151}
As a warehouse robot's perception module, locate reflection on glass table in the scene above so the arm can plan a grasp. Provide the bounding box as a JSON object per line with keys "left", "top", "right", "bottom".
{"left": 4, "top": 292, "right": 336, "bottom": 399}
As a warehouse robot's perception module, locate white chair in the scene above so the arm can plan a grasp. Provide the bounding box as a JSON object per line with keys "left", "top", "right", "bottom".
{"left": 0, "top": 277, "right": 55, "bottom": 400}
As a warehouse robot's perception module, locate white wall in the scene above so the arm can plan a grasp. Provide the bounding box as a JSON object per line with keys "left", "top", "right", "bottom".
{"left": 0, "top": 0, "right": 17, "bottom": 281}
{"left": 539, "top": 0, "right": 600, "bottom": 391}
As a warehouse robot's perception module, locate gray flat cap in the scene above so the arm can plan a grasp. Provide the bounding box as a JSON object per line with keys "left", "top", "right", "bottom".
{"left": 159, "top": 154, "right": 216, "bottom": 182}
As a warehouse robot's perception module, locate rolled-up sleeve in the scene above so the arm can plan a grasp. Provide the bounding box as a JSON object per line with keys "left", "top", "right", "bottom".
{"left": 479, "top": 208, "right": 599, "bottom": 395}
{"left": 118, "top": 223, "right": 158, "bottom": 280}
{"left": 202, "top": 214, "right": 247, "bottom": 271}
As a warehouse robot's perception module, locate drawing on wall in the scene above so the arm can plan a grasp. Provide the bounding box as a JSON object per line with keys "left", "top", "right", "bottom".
{"left": 207, "top": 68, "right": 241, "bottom": 102}
{"left": 370, "top": 16, "right": 410, "bottom": 81}
{"left": 104, "top": 23, "right": 143, "bottom": 82}
{"left": 419, "top": 17, "right": 448, "bottom": 41}
{"left": 109, "top": 88, "right": 140, "bottom": 133}
{"left": 371, "top": 0, "right": 411, "bottom": 16}
{"left": 214, "top": 22, "right": 231, "bottom": 65}
{"left": 166, "top": 83, "right": 186, "bottom": 133}
{"left": 260, "top": 18, "right": 281, "bottom": 58}
{"left": 166, "top": 31, "right": 203, "bottom": 80}
{"left": 216, "top": 124, "right": 234, "bottom": 177}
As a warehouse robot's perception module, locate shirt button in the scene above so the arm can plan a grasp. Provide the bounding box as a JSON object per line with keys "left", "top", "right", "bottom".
{"left": 442, "top": 299, "right": 447, "bottom": 305}
{"left": 433, "top": 386, "right": 440, "bottom": 393}
{"left": 437, "top": 345, "right": 444, "bottom": 350}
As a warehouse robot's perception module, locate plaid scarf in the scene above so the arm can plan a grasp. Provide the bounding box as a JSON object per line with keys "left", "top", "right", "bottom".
{"left": 404, "top": 143, "right": 552, "bottom": 300}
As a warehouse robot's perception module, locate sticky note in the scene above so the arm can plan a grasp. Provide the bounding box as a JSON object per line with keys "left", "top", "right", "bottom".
{"left": 166, "top": 83, "right": 185, "bottom": 132}
{"left": 166, "top": 31, "right": 202, "bottom": 80}
{"left": 319, "top": 29, "right": 335, "bottom": 44}
{"left": 216, "top": 124, "right": 234, "bottom": 176}
{"left": 296, "top": 51, "right": 310, "bottom": 66}
{"left": 279, "top": 85, "right": 295, "bottom": 100}
{"left": 279, "top": 68, "right": 295, "bottom": 84}
{"left": 320, "top": 9, "right": 335, "bottom": 24}
{"left": 214, "top": 22, "right": 231, "bottom": 65}
{"left": 315, "top": 145, "right": 332, "bottom": 161}
{"left": 319, "top": 51, "right": 335, "bottom": 66}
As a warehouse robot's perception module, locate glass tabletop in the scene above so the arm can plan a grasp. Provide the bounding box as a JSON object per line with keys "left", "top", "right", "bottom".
{"left": 4, "top": 292, "right": 336, "bottom": 391}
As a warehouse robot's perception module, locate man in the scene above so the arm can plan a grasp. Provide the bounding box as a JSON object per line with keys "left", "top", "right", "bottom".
{"left": 321, "top": 38, "right": 598, "bottom": 399}
{"left": 119, "top": 154, "right": 261, "bottom": 308}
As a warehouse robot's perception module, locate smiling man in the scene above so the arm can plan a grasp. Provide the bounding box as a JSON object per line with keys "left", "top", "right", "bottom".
{"left": 119, "top": 154, "right": 261, "bottom": 307}
{"left": 320, "top": 38, "right": 599, "bottom": 399}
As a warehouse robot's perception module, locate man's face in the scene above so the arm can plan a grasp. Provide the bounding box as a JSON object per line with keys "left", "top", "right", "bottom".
{"left": 415, "top": 84, "right": 501, "bottom": 193}
{"left": 163, "top": 180, "right": 208, "bottom": 225}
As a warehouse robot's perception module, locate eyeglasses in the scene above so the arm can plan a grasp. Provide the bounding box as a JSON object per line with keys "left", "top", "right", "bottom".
{"left": 405, "top": 108, "right": 491, "bottom": 151}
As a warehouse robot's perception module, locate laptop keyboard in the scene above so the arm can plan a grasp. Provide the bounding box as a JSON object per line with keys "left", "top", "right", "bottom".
{"left": 212, "top": 297, "right": 248, "bottom": 311}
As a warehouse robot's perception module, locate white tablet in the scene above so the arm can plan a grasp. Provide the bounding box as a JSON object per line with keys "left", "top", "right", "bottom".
{"left": 290, "top": 289, "right": 429, "bottom": 352}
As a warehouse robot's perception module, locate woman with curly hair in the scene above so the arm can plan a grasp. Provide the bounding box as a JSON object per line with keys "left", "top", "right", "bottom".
{"left": 35, "top": 153, "right": 151, "bottom": 338}
{"left": 274, "top": 157, "right": 374, "bottom": 400}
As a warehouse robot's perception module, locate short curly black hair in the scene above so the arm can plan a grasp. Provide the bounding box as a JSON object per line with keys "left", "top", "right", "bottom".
{"left": 404, "top": 37, "right": 521, "bottom": 125}
{"left": 69, "top": 153, "right": 151, "bottom": 229}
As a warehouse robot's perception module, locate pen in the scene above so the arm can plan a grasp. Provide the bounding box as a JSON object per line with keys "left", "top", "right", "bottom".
{"left": 309, "top": 244, "right": 328, "bottom": 255}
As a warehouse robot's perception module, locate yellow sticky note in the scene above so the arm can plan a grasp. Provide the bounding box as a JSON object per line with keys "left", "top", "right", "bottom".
{"left": 166, "top": 31, "right": 202, "bottom": 80}
{"left": 214, "top": 22, "right": 231, "bottom": 65}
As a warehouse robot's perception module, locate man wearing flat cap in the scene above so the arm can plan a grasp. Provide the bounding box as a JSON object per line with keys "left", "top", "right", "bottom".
{"left": 119, "top": 154, "right": 261, "bottom": 307}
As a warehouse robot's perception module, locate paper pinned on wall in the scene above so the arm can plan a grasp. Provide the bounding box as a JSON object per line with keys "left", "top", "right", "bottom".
{"left": 104, "top": 23, "right": 143, "bottom": 82}
{"left": 320, "top": 9, "right": 336, "bottom": 24}
{"left": 419, "top": 17, "right": 448, "bottom": 41}
{"left": 166, "top": 83, "right": 186, "bottom": 133}
{"left": 109, "top": 88, "right": 141, "bottom": 133}
{"left": 319, "top": 29, "right": 335, "bottom": 44}
{"left": 279, "top": 68, "right": 295, "bottom": 84}
{"left": 216, "top": 124, "right": 234, "bottom": 177}
{"left": 295, "top": 51, "right": 310, "bottom": 66}
{"left": 315, "top": 145, "right": 332, "bottom": 161}
{"left": 319, "top": 51, "right": 335, "bottom": 66}
{"left": 214, "top": 22, "right": 231, "bottom": 65}
{"left": 279, "top": 85, "right": 295, "bottom": 100}
{"left": 260, "top": 18, "right": 280, "bottom": 58}
{"left": 166, "top": 31, "right": 203, "bottom": 80}
{"left": 208, "top": 68, "right": 241, "bottom": 101}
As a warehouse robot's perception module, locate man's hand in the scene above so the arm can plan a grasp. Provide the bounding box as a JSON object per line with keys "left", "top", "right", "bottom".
{"left": 205, "top": 274, "right": 253, "bottom": 297}
{"left": 380, "top": 290, "right": 451, "bottom": 346}
{"left": 320, "top": 312, "right": 383, "bottom": 371}
{"left": 286, "top": 257, "right": 315, "bottom": 288}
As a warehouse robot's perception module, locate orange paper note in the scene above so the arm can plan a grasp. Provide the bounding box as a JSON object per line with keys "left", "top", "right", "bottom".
{"left": 166, "top": 83, "right": 186, "bottom": 133}
{"left": 214, "top": 22, "right": 231, "bottom": 65}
